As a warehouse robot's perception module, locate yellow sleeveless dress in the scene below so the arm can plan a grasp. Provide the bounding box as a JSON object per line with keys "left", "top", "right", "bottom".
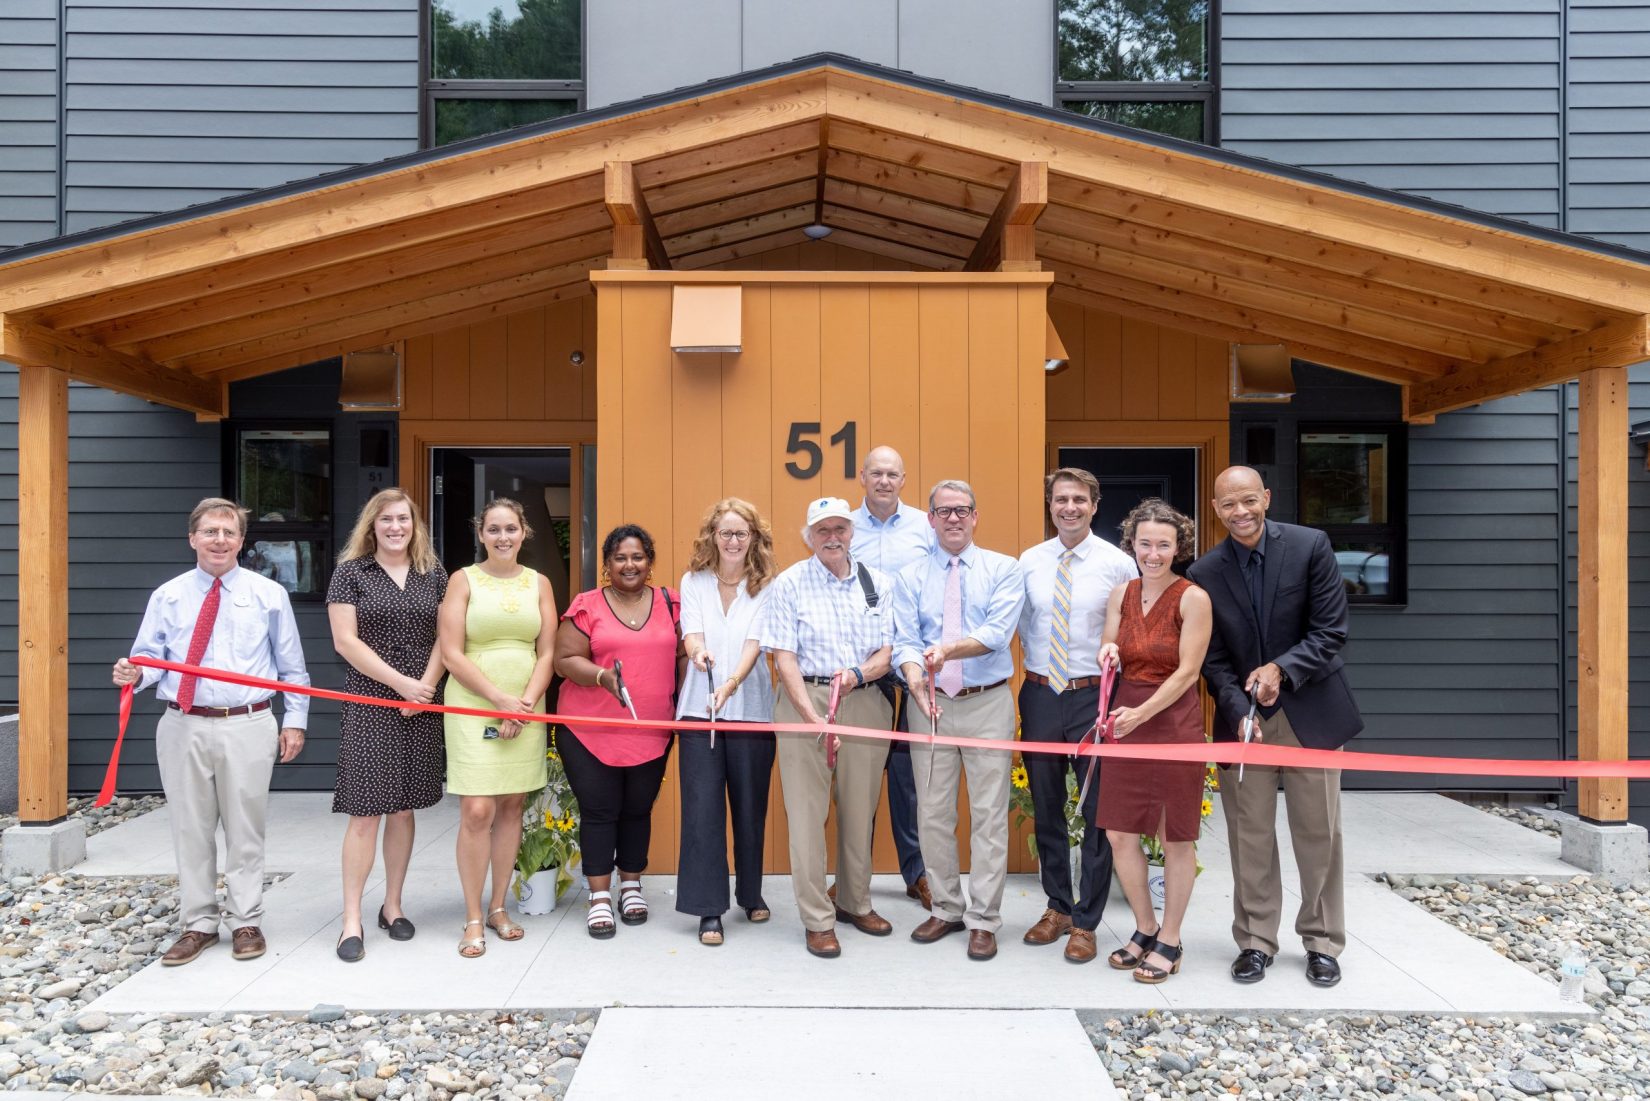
{"left": 444, "top": 565, "right": 549, "bottom": 796}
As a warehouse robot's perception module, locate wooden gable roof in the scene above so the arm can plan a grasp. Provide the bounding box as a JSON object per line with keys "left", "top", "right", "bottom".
{"left": 1, "top": 54, "right": 1647, "bottom": 419}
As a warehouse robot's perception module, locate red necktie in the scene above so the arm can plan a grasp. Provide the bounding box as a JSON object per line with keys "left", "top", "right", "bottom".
{"left": 176, "top": 578, "right": 223, "bottom": 712}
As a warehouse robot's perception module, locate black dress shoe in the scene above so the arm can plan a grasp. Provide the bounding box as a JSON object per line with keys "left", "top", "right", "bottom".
{"left": 378, "top": 907, "right": 416, "bottom": 941}
{"left": 1306, "top": 951, "right": 1342, "bottom": 987}
{"left": 1230, "top": 948, "right": 1274, "bottom": 983}
{"left": 336, "top": 933, "right": 365, "bottom": 963}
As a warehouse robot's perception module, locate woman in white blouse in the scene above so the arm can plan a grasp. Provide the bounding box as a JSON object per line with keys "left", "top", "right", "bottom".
{"left": 675, "top": 497, "right": 779, "bottom": 946}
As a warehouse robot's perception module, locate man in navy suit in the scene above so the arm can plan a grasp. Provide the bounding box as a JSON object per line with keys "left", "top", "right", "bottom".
{"left": 1188, "top": 466, "right": 1363, "bottom": 988}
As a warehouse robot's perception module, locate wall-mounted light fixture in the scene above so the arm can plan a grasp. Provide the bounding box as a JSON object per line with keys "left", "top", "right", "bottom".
{"left": 670, "top": 284, "right": 742, "bottom": 354}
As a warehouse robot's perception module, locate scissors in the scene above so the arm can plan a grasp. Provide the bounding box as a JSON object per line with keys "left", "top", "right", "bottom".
{"left": 822, "top": 672, "right": 843, "bottom": 770}
{"left": 705, "top": 666, "right": 718, "bottom": 750}
{"left": 611, "top": 660, "right": 639, "bottom": 722}
{"left": 1238, "top": 689, "right": 1260, "bottom": 783}
{"left": 1074, "top": 659, "right": 1118, "bottom": 813}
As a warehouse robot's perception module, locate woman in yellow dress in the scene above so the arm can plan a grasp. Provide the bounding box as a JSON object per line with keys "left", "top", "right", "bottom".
{"left": 438, "top": 498, "right": 557, "bottom": 958}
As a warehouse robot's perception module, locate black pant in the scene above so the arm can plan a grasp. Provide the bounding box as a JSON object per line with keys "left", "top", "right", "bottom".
{"left": 675, "top": 719, "right": 775, "bottom": 917}
{"left": 557, "top": 727, "right": 673, "bottom": 879}
{"left": 882, "top": 690, "right": 926, "bottom": 886}
{"left": 1019, "top": 680, "right": 1113, "bottom": 931}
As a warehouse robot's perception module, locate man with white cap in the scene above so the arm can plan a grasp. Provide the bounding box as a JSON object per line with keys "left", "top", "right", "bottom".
{"left": 763, "top": 496, "right": 896, "bottom": 958}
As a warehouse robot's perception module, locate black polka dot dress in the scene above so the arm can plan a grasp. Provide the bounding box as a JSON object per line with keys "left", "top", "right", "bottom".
{"left": 326, "top": 557, "right": 448, "bottom": 816}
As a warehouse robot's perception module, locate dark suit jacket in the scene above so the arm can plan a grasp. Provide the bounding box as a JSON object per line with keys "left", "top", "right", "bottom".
{"left": 1186, "top": 520, "right": 1364, "bottom": 749}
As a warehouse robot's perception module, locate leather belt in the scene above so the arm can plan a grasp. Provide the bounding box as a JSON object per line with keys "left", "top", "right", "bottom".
{"left": 945, "top": 678, "right": 1008, "bottom": 700}
{"left": 803, "top": 675, "right": 869, "bottom": 691}
{"left": 168, "top": 699, "right": 272, "bottom": 719}
{"left": 1024, "top": 672, "right": 1104, "bottom": 692}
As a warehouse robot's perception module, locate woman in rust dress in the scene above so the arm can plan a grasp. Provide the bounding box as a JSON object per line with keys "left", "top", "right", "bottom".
{"left": 1095, "top": 498, "right": 1212, "bottom": 985}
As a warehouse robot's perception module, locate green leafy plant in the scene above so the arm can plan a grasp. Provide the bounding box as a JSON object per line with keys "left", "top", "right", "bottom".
{"left": 513, "top": 731, "right": 581, "bottom": 900}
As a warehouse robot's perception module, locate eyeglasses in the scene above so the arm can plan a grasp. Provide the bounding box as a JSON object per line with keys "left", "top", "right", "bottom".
{"left": 716, "top": 530, "right": 752, "bottom": 543}
{"left": 194, "top": 527, "right": 241, "bottom": 540}
{"left": 930, "top": 506, "right": 975, "bottom": 521}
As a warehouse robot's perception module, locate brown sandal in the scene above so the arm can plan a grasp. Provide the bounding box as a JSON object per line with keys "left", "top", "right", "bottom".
{"left": 1134, "top": 941, "right": 1183, "bottom": 984}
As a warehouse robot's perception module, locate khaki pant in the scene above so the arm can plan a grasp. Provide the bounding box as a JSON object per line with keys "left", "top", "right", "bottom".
{"left": 155, "top": 706, "right": 279, "bottom": 932}
{"left": 775, "top": 683, "right": 892, "bottom": 932}
{"left": 910, "top": 683, "right": 1013, "bottom": 933}
{"left": 1218, "top": 707, "right": 1345, "bottom": 956}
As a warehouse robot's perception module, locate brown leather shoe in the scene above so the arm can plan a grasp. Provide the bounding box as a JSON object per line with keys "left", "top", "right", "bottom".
{"left": 905, "top": 876, "right": 933, "bottom": 911}
{"left": 161, "top": 930, "right": 219, "bottom": 967}
{"left": 909, "top": 916, "right": 966, "bottom": 943}
{"left": 1023, "top": 908, "right": 1073, "bottom": 946}
{"left": 834, "top": 908, "right": 893, "bottom": 936}
{"left": 805, "top": 929, "right": 841, "bottom": 958}
{"left": 230, "top": 926, "right": 266, "bottom": 960}
{"left": 967, "top": 929, "right": 998, "bottom": 961}
{"left": 1064, "top": 927, "right": 1098, "bottom": 964}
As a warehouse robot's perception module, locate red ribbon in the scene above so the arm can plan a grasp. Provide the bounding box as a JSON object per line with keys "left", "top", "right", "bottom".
{"left": 97, "top": 655, "right": 1650, "bottom": 806}
{"left": 96, "top": 684, "right": 135, "bottom": 807}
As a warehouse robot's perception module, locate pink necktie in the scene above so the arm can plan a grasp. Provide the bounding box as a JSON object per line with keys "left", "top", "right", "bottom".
{"left": 937, "top": 556, "right": 964, "bottom": 698}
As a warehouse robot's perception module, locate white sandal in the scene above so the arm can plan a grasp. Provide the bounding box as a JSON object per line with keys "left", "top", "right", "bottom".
{"left": 619, "top": 880, "right": 648, "bottom": 925}
{"left": 458, "top": 918, "right": 486, "bottom": 958}
{"left": 587, "top": 890, "right": 616, "bottom": 940}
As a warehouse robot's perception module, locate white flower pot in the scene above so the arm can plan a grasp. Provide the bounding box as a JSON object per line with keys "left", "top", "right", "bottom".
{"left": 513, "top": 869, "right": 558, "bottom": 915}
{"left": 1148, "top": 866, "right": 1167, "bottom": 906}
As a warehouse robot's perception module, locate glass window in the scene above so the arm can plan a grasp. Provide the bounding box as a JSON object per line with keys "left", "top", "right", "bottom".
{"left": 236, "top": 427, "right": 332, "bottom": 598}
{"left": 1298, "top": 427, "right": 1406, "bottom": 605}
{"left": 1056, "top": 0, "right": 1215, "bottom": 144}
{"left": 425, "top": 0, "right": 583, "bottom": 147}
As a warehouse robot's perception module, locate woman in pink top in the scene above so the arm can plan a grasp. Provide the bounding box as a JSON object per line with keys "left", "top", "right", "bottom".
{"left": 554, "top": 524, "right": 682, "bottom": 938}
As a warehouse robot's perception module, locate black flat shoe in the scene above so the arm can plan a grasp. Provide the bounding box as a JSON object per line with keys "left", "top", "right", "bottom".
{"left": 336, "top": 933, "right": 365, "bottom": 963}
{"left": 1231, "top": 948, "right": 1274, "bottom": 983}
{"left": 698, "top": 916, "right": 724, "bottom": 946}
{"left": 1306, "top": 951, "right": 1342, "bottom": 987}
{"left": 378, "top": 906, "right": 415, "bottom": 941}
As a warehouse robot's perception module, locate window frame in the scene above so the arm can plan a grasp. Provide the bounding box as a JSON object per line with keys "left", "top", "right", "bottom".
{"left": 418, "top": 0, "right": 587, "bottom": 149}
{"left": 228, "top": 420, "right": 336, "bottom": 603}
{"left": 1053, "top": 0, "right": 1221, "bottom": 145}
{"left": 1295, "top": 421, "right": 1408, "bottom": 607}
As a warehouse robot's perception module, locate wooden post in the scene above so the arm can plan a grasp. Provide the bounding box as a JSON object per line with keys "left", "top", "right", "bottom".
{"left": 16, "top": 364, "right": 70, "bottom": 824}
{"left": 1577, "top": 366, "right": 1629, "bottom": 823}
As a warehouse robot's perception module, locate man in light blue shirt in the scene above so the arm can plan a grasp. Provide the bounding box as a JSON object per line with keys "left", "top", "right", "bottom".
{"left": 891, "top": 479, "right": 1025, "bottom": 961}
{"left": 112, "top": 497, "right": 310, "bottom": 968}
{"left": 847, "top": 445, "right": 934, "bottom": 909}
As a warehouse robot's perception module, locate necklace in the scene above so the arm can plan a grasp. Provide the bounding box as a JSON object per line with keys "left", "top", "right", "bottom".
{"left": 607, "top": 586, "right": 649, "bottom": 627}
{"left": 715, "top": 569, "right": 741, "bottom": 587}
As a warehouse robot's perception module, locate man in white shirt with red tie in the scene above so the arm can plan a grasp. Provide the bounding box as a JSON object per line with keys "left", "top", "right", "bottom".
{"left": 112, "top": 498, "right": 310, "bottom": 967}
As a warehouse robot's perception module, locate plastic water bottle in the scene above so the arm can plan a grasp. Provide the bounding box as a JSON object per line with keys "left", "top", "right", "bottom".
{"left": 1559, "top": 942, "right": 1587, "bottom": 1004}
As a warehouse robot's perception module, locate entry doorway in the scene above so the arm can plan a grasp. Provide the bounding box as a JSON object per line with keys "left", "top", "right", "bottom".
{"left": 430, "top": 446, "right": 580, "bottom": 613}
{"left": 1058, "top": 446, "right": 1199, "bottom": 557}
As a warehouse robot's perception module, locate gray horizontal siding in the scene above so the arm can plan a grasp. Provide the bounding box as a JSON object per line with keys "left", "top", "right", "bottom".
{"left": 0, "top": 0, "right": 60, "bottom": 249}
{"left": 61, "top": 0, "right": 419, "bottom": 237}
{"left": 1567, "top": 2, "right": 1650, "bottom": 251}
{"left": 1220, "top": 1, "right": 1563, "bottom": 227}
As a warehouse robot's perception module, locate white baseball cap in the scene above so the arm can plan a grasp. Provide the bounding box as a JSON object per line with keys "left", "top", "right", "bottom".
{"left": 805, "top": 496, "right": 853, "bottom": 527}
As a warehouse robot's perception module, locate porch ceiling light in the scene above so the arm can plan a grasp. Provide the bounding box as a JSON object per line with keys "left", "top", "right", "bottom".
{"left": 803, "top": 224, "right": 833, "bottom": 240}
{"left": 670, "top": 284, "right": 742, "bottom": 354}
{"left": 1230, "top": 343, "right": 1295, "bottom": 403}
{"left": 339, "top": 349, "right": 402, "bottom": 410}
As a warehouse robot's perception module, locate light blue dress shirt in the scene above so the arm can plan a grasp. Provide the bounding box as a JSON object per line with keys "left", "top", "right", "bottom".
{"left": 762, "top": 555, "right": 893, "bottom": 676}
{"left": 850, "top": 500, "right": 934, "bottom": 577}
{"left": 130, "top": 566, "right": 312, "bottom": 728}
{"left": 891, "top": 543, "right": 1027, "bottom": 689}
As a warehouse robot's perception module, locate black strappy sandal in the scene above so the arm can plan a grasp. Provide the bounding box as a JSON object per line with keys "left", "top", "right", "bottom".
{"left": 1108, "top": 928, "right": 1159, "bottom": 970}
{"left": 1134, "top": 941, "right": 1183, "bottom": 985}
{"left": 698, "top": 916, "right": 724, "bottom": 946}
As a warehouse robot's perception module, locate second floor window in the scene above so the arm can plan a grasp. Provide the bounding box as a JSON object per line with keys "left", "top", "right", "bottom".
{"left": 425, "top": 0, "right": 583, "bottom": 147}
{"left": 1056, "top": 0, "right": 1215, "bottom": 144}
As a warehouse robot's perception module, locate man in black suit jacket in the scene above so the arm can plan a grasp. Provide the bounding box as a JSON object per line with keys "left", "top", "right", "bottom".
{"left": 1187, "top": 466, "right": 1363, "bottom": 989}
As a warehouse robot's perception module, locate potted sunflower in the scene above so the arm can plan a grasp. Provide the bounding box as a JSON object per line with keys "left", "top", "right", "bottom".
{"left": 512, "top": 736, "right": 581, "bottom": 915}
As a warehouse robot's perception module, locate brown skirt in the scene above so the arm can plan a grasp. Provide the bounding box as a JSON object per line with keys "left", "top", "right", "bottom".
{"left": 1093, "top": 679, "right": 1206, "bottom": 842}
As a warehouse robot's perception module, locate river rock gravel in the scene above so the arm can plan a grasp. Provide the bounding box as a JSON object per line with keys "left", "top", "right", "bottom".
{"left": 1087, "top": 873, "right": 1650, "bottom": 1100}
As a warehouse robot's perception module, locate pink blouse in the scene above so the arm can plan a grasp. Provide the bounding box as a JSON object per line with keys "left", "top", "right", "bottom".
{"left": 559, "top": 586, "right": 679, "bottom": 766}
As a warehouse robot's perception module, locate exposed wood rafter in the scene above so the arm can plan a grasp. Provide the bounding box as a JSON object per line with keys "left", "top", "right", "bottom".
{"left": 0, "top": 314, "right": 223, "bottom": 417}
{"left": 605, "top": 160, "right": 671, "bottom": 271}
{"left": 966, "top": 161, "right": 1047, "bottom": 272}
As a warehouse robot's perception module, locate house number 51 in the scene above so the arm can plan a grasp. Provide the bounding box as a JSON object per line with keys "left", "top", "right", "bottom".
{"left": 784, "top": 420, "right": 858, "bottom": 479}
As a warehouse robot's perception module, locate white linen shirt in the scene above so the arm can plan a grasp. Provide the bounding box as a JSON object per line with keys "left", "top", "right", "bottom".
{"left": 675, "top": 569, "right": 775, "bottom": 722}
{"left": 762, "top": 555, "right": 893, "bottom": 676}
{"left": 891, "top": 543, "right": 1027, "bottom": 689}
{"left": 1017, "top": 532, "right": 1138, "bottom": 679}
{"left": 850, "top": 500, "right": 934, "bottom": 576}
{"left": 129, "top": 565, "right": 312, "bottom": 727}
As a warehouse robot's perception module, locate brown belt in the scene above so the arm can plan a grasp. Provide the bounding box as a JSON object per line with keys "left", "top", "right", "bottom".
{"left": 168, "top": 699, "right": 272, "bottom": 719}
{"left": 946, "top": 679, "right": 1008, "bottom": 699}
{"left": 1023, "top": 672, "right": 1104, "bottom": 692}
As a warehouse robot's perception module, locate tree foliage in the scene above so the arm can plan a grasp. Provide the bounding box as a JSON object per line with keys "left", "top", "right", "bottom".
{"left": 1058, "top": 0, "right": 1209, "bottom": 83}
{"left": 430, "top": 0, "right": 581, "bottom": 81}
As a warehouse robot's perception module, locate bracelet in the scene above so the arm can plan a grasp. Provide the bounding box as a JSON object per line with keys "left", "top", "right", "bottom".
{"left": 851, "top": 666, "right": 864, "bottom": 687}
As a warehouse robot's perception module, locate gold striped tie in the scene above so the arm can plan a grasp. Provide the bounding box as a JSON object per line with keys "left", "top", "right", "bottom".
{"left": 1048, "top": 549, "right": 1075, "bottom": 693}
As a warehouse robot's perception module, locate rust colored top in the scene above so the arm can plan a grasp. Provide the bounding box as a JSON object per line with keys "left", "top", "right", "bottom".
{"left": 1116, "top": 576, "right": 1193, "bottom": 685}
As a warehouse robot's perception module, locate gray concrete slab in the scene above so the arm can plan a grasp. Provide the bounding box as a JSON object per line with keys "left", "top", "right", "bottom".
{"left": 567, "top": 1008, "right": 1119, "bottom": 1100}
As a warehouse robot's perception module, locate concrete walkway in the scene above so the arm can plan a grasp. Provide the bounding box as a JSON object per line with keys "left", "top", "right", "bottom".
{"left": 74, "top": 792, "right": 1583, "bottom": 1100}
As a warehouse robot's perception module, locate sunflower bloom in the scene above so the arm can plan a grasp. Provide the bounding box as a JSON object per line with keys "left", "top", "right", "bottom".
{"left": 1010, "top": 765, "right": 1029, "bottom": 790}
{"left": 1200, "top": 798, "right": 1213, "bottom": 817}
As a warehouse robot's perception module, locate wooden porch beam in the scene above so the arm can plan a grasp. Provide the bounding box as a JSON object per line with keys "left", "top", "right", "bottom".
{"left": 1405, "top": 315, "right": 1650, "bottom": 420}
{"left": 1577, "top": 366, "right": 1630, "bottom": 822}
{"left": 605, "top": 161, "right": 671, "bottom": 271}
{"left": 0, "top": 314, "right": 223, "bottom": 417}
{"left": 15, "top": 363, "right": 69, "bottom": 823}
{"left": 965, "top": 161, "right": 1047, "bottom": 272}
